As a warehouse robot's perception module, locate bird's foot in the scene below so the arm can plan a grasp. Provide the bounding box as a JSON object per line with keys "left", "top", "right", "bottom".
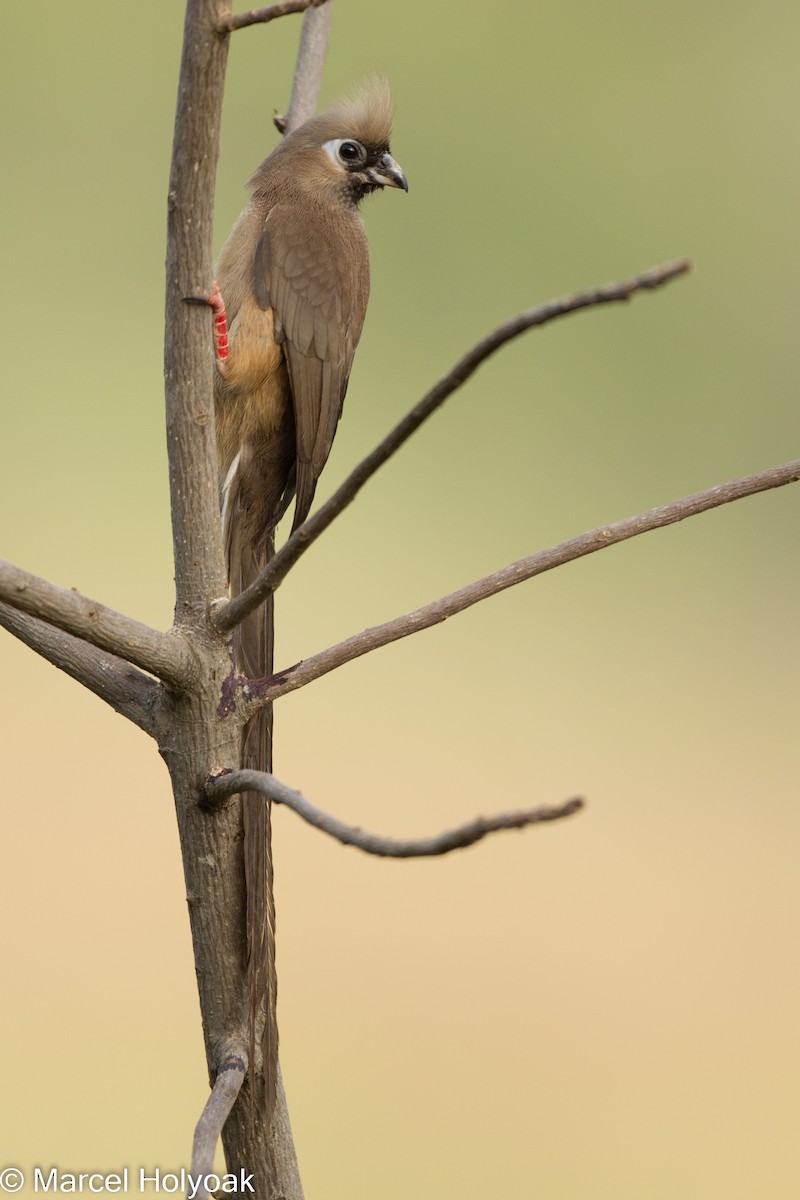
{"left": 207, "top": 280, "right": 230, "bottom": 363}
{"left": 184, "top": 279, "right": 230, "bottom": 365}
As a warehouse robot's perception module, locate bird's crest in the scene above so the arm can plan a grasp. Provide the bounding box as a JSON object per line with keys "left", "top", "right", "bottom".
{"left": 302, "top": 75, "right": 395, "bottom": 149}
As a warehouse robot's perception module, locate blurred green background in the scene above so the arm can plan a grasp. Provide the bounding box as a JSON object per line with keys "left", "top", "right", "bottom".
{"left": 1, "top": 2, "right": 798, "bottom": 1196}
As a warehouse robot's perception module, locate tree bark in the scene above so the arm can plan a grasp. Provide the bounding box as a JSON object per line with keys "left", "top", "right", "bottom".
{"left": 162, "top": 1, "right": 304, "bottom": 1192}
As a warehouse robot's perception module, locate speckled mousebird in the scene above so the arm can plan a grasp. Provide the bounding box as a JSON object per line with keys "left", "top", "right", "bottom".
{"left": 193, "top": 77, "right": 406, "bottom": 1118}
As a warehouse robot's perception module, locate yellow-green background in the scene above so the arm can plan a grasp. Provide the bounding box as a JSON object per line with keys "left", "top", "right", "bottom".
{"left": 1, "top": 2, "right": 798, "bottom": 1196}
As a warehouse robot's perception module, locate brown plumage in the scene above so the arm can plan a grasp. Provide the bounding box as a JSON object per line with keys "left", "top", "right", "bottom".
{"left": 210, "top": 77, "right": 406, "bottom": 1120}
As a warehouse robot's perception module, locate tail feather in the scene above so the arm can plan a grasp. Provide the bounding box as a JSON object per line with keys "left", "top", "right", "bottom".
{"left": 241, "top": 685, "right": 277, "bottom": 1121}
{"left": 292, "top": 460, "right": 317, "bottom": 532}
{"left": 226, "top": 458, "right": 278, "bottom": 1122}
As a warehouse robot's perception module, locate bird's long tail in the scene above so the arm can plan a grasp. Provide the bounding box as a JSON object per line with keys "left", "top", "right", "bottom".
{"left": 227, "top": 502, "right": 278, "bottom": 1122}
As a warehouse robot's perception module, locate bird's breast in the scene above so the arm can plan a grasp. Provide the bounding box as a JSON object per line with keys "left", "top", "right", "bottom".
{"left": 214, "top": 294, "right": 291, "bottom": 482}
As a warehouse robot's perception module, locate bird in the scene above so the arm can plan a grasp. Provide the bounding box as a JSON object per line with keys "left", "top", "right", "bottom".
{"left": 193, "top": 76, "right": 406, "bottom": 1120}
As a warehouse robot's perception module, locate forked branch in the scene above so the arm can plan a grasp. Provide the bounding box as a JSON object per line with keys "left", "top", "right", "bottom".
{"left": 213, "top": 258, "right": 691, "bottom": 635}
{"left": 0, "top": 559, "right": 195, "bottom": 690}
{"left": 206, "top": 768, "right": 584, "bottom": 855}
{"left": 239, "top": 458, "right": 800, "bottom": 706}
{"left": 0, "top": 603, "right": 161, "bottom": 734}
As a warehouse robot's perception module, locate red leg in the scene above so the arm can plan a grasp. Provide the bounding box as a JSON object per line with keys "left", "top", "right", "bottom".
{"left": 184, "top": 279, "right": 230, "bottom": 366}
{"left": 208, "top": 279, "right": 230, "bottom": 363}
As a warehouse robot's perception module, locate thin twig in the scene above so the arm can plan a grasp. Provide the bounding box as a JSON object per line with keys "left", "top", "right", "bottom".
{"left": 239, "top": 458, "right": 800, "bottom": 706}
{"left": 191, "top": 1042, "right": 248, "bottom": 1199}
{"left": 0, "top": 604, "right": 161, "bottom": 735}
{"left": 217, "top": 0, "right": 325, "bottom": 35}
{"left": 0, "top": 559, "right": 195, "bottom": 690}
{"left": 206, "top": 769, "right": 584, "bottom": 856}
{"left": 281, "top": 0, "right": 333, "bottom": 133}
{"left": 213, "top": 258, "right": 691, "bottom": 635}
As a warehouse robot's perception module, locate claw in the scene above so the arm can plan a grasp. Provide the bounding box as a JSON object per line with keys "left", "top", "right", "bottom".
{"left": 184, "top": 279, "right": 229, "bottom": 364}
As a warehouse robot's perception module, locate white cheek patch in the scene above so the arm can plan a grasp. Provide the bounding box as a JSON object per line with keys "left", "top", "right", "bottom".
{"left": 322, "top": 138, "right": 347, "bottom": 166}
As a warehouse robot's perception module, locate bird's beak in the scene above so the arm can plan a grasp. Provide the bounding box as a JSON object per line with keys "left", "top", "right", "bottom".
{"left": 368, "top": 152, "right": 409, "bottom": 192}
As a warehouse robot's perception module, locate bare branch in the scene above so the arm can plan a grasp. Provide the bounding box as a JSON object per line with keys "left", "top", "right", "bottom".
{"left": 217, "top": 0, "right": 326, "bottom": 35}
{"left": 166, "top": 0, "right": 230, "bottom": 630}
{"left": 0, "top": 559, "right": 195, "bottom": 690}
{"left": 0, "top": 604, "right": 162, "bottom": 735}
{"left": 165, "top": 5, "right": 305, "bottom": 1194}
{"left": 206, "top": 769, "right": 584, "bottom": 856}
{"left": 280, "top": 0, "right": 334, "bottom": 133}
{"left": 191, "top": 1042, "right": 248, "bottom": 1199}
{"left": 240, "top": 458, "right": 800, "bottom": 704}
{"left": 213, "top": 258, "right": 691, "bottom": 635}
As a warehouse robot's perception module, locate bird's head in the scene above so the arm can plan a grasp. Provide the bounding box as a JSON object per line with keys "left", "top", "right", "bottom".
{"left": 269, "top": 76, "right": 408, "bottom": 207}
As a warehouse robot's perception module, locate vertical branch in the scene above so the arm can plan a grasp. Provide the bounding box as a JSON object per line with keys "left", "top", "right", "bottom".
{"left": 164, "top": 4, "right": 307, "bottom": 1196}
{"left": 283, "top": 0, "right": 334, "bottom": 132}
{"left": 165, "top": 0, "right": 230, "bottom": 627}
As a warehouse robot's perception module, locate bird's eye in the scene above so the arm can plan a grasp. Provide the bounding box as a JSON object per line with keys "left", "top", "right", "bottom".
{"left": 322, "top": 138, "right": 368, "bottom": 170}
{"left": 338, "top": 140, "right": 365, "bottom": 164}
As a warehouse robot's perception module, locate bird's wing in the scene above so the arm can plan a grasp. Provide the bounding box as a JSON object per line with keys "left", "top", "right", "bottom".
{"left": 253, "top": 203, "right": 369, "bottom": 528}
